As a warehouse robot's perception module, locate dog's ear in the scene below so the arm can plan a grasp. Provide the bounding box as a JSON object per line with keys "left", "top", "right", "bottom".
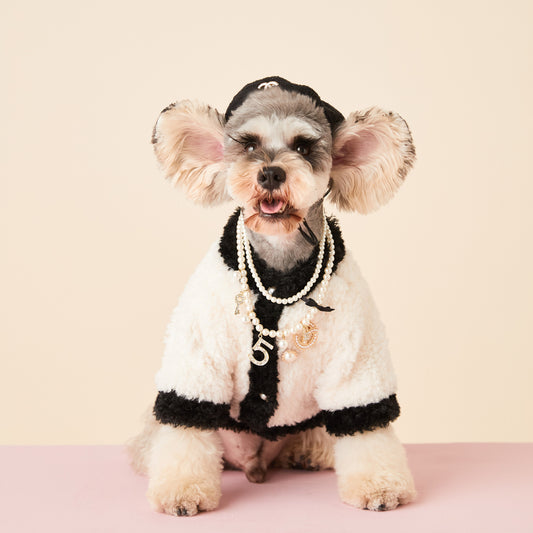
{"left": 329, "top": 107, "right": 415, "bottom": 213}
{"left": 151, "top": 100, "right": 230, "bottom": 206}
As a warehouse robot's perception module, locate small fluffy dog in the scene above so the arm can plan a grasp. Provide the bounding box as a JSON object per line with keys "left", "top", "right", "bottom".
{"left": 129, "top": 76, "right": 417, "bottom": 515}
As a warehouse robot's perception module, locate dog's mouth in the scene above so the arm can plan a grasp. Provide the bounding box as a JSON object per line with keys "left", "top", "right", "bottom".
{"left": 258, "top": 198, "right": 287, "bottom": 217}
{"left": 245, "top": 198, "right": 303, "bottom": 234}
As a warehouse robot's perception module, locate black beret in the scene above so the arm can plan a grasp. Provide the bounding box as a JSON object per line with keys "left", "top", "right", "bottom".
{"left": 224, "top": 76, "right": 345, "bottom": 132}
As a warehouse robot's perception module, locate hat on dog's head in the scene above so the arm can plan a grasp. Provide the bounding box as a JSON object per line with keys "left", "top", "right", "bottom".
{"left": 224, "top": 76, "right": 345, "bottom": 132}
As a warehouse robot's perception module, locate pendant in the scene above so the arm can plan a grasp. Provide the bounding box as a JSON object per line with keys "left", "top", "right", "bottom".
{"left": 249, "top": 335, "right": 274, "bottom": 366}
{"left": 234, "top": 291, "right": 245, "bottom": 315}
{"left": 295, "top": 321, "right": 318, "bottom": 349}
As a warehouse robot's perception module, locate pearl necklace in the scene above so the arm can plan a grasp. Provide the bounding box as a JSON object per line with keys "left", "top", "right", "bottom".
{"left": 235, "top": 209, "right": 335, "bottom": 366}
{"left": 242, "top": 212, "right": 327, "bottom": 305}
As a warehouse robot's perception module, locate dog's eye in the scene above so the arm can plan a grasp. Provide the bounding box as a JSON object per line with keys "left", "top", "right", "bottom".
{"left": 228, "top": 134, "right": 260, "bottom": 153}
{"left": 295, "top": 143, "right": 310, "bottom": 156}
{"left": 292, "top": 137, "right": 315, "bottom": 156}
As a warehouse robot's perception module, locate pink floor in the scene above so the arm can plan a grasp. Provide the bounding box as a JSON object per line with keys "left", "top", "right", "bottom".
{"left": 0, "top": 443, "right": 531, "bottom": 532}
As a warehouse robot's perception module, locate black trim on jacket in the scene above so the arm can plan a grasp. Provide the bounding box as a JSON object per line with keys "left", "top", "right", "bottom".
{"left": 323, "top": 394, "right": 400, "bottom": 436}
{"left": 153, "top": 392, "right": 400, "bottom": 440}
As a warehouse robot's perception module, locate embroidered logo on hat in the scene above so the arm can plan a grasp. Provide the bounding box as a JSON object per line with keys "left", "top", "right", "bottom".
{"left": 257, "top": 81, "right": 279, "bottom": 90}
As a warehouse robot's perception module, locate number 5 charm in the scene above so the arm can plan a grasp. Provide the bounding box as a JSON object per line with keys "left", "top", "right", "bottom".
{"left": 248, "top": 335, "right": 274, "bottom": 366}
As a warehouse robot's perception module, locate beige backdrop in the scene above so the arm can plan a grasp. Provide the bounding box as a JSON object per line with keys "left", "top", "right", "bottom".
{"left": 2, "top": 0, "right": 532, "bottom": 444}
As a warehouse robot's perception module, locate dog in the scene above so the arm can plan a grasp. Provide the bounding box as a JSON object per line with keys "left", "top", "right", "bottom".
{"left": 128, "top": 76, "right": 417, "bottom": 515}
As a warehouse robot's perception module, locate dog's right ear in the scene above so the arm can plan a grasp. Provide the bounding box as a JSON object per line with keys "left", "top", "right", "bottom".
{"left": 151, "top": 100, "right": 230, "bottom": 206}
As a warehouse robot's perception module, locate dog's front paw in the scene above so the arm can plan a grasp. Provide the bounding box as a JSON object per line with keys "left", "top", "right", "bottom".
{"left": 147, "top": 477, "right": 221, "bottom": 516}
{"left": 338, "top": 471, "right": 416, "bottom": 511}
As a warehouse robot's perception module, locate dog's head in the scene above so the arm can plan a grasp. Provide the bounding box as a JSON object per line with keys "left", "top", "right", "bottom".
{"left": 152, "top": 77, "right": 415, "bottom": 235}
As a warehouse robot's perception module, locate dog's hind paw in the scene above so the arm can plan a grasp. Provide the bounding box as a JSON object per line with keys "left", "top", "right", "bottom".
{"left": 147, "top": 479, "right": 221, "bottom": 517}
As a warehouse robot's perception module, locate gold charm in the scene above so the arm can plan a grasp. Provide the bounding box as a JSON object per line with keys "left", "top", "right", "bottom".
{"left": 295, "top": 321, "right": 318, "bottom": 349}
{"left": 249, "top": 335, "right": 274, "bottom": 366}
{"left": 234, "top": 291, "right": 245, "bottom": 315}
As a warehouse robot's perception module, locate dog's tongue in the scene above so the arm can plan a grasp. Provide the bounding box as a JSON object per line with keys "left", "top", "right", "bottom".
{"left": 260, "top": 199, "right": 284, "bottom": 214}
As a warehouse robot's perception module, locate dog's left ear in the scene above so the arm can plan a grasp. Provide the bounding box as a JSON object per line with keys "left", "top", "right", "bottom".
{"left": 329, "top": 107, "right": 415, "bottom": 213}
{"left": 151, "top": 100, "right": 230, "bottom": 206}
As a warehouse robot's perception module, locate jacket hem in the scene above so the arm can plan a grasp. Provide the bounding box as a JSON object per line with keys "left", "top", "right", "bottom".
{"left": 153, "top": 392, "right": 400, "bottom": 440}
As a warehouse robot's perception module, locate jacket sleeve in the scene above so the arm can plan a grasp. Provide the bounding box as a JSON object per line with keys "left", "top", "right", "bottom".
{"left": 153, "top": 243, "right": 236, "bottom": 430}
{"left": 314, "top": 252, "right": 400, "bottom": 436}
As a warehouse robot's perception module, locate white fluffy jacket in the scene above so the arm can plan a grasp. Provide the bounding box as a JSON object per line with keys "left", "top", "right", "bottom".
{"left": 153, "top": 213, "right": 400, "bottom": 440}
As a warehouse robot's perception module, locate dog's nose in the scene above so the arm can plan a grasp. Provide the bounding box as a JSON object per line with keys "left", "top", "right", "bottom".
{"left": 257, "top": 166, "right": 286, "bottom": 190}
